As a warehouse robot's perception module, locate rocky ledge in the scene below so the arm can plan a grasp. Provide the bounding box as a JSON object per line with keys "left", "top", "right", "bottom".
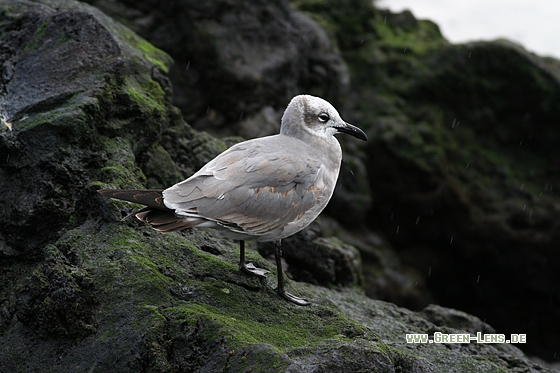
{"left": 0, "top": 0, "right": 558, "bottom": 372}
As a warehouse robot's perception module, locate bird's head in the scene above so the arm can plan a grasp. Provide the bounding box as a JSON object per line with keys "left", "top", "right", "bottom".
{"left": 280, "top": 95, "right": 367, "bottom": 141}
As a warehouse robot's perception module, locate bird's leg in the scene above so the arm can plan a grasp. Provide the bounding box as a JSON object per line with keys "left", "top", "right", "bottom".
{"left": 274, "top": 240, "right": 310, "bottom": 306}
{"left": 238, "top": 240, "right": 269, "bottom": 278}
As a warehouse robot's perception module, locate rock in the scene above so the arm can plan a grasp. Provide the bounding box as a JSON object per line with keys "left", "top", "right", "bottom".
{"left": 0, "top": 0, "right": 557, "bottom": 371}
{"left": 0, "top": 0, "right": 172, "bottom": 256}
{"left": 364, "top": 41, "right": 560, "bottom": 360}
{"left": 420, "top": 304, "right": 495, "bottom": 335}
{"left": 292, "top": 0, "right": 560, "bottom": 361}
{"left": 84, "top": 0, "right": 350, "bottom": 135}
{"left": 258, "top": 223, "right": 364, "bottom": 289}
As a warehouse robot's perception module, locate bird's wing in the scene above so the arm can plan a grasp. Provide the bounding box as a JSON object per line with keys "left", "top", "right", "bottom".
{"left": 163, "top": 136, "right": 335, "bottom": 236}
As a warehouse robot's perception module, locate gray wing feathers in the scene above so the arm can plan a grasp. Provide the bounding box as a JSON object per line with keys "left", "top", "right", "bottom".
{"left": 163, "top": 137, "right": 327, "bottom": 236}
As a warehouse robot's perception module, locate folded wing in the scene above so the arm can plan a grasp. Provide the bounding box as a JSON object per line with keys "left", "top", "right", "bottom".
{"left": 163, "top": 136, "right": 332, "bottom": 238}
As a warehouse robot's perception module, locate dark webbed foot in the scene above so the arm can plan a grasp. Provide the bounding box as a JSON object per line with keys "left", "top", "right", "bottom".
{"left": 240, "top": 262, "right": 269, "bottom": 278}
{"left": 238, "top": 240, "right": 269, "bottom": 278}
{"left": 277, "top": 288, "right": 310, "bottom": 306}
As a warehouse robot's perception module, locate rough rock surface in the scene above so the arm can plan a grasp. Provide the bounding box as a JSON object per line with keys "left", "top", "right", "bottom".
{"left": 293, "top": 0, "right": 560, "bottom": 362}
{"left": 0, "top": 0, "right": 559, "bottom": 371}
{"left": 86, "top": 0, "right": 350, "bottom": 136}
{"left": 104, "top": 0, "right": 560, "bottom": 360}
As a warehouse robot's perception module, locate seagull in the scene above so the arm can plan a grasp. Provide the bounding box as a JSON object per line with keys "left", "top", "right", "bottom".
{"left": 98, "top": 94, "right": 367, "bottom": 305}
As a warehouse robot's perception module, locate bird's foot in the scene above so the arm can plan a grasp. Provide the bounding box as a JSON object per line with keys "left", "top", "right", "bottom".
{"left": 240, "top": 262, "right": 269, "bottom": 278}
{"left": 278, "top": 289, "right": 310, "bottom": 306}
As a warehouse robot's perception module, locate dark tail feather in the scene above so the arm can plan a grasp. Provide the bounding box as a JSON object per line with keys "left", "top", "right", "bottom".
{"left": 98, "top": 189, "right": 166, "bottom": 209}
{"left": 136, "top": 207, "right": 199, "bottom": 233}
{"left": 98, "top": 188, "right": 200, "bottom": 233}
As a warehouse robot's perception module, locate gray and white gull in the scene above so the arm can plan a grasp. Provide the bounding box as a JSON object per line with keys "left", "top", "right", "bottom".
{"left": 98, "top": 94, "right": 367, "bottom": 306}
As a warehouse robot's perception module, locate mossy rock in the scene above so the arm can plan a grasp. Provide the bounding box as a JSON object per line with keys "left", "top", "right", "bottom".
{"left": 1, "top": 220, "right": 547, "bottom": 372}
{"left": 0, "top": 0, "right": 557, "bottom": 370}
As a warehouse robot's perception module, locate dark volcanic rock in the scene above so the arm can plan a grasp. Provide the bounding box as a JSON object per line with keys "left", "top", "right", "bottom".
{"left": 367, "top": 41, "right": 560, "bottom": 360}
{"left": 0, "top": 0, "right": 172, "bottom": 257}
{"left": 294, "top": 0, "right": 560, "bottom": 359}
{"left": 259, "top": 223, "right": 364, "bottom": 289}
{"left": 85, "top": 0, "right": 350, "bottom": 136}
{"left": 0, "top": 0, "right": 558, "bottom": 371}
{"left": 293, "top": 0, "right": 560, "bottom": 361}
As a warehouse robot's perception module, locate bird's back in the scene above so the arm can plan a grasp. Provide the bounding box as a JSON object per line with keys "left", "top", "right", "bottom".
{"left": 163, "top": 134, "right": 342, "bottom": 241}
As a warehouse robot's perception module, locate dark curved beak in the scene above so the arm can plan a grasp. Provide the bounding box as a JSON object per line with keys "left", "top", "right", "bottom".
{"left": 335, "top": 122, "right": 368, "bottom": 141}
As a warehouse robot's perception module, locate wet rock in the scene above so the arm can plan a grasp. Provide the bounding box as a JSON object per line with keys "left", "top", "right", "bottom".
{"left": 420, "top": 304, "right": 495, "bottom": 335}
{"left": 0, "top": 0, "right": 172, "bottom": 256}
{"left": 365, "top": 41, "right": 560, "bottom": 360}
{"left": 85, "top": 0, "right": 350, "bottom": 135}
{"left": 259, "top": 224, "right": 364, "bottom": 289}
{"left": 0, "top": 0, "right": 557, "bottom": 371}
{"left": 292, "top": 0, "right": 560, "bottom": 361}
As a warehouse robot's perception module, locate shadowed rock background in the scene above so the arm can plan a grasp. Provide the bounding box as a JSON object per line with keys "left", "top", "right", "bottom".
{"left": 0, "top": 0, "right": 559, "bottom": 371}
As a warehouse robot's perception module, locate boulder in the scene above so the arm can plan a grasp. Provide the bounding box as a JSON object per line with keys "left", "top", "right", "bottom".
{"left": 293, "top": 0, "right": 560, "bottom": 361}
{"left": 0, "top": 0, "right": 557, "bottom": 371}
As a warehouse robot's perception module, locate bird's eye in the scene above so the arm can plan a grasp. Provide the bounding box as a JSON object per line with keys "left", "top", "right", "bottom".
{"left": 318, "top": 113, "right": 330, "bottom": 122}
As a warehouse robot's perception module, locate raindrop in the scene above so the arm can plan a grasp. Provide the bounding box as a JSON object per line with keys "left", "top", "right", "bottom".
{"left": 522, "top": 204, "right": 526, "bottom": 211}
{"left": 206, "top": 106, "right": 210, "bottom": 113}
{"left": 360, "top": 40, "right": 364, "bottom": 45}
{"left": 414, "top": 281, "right": 418, "bottom": 287}
{"left": 468, "top": 52, "right": 472, "bottom": 58}
{"left": 390, "top": 212, "right": 394, "bottom": 220}
{"left": 349, "top": 169, "right": 354, "bottom": 176}
{"left": 415, "top": 216, "right": 420, "bottom": 225}
{"left": 476, "top": 275, "right": 480, "bottom": 283}
{"left": 519, "top": 140, "right": 523, "bottom": 146}
{"left": 384, "top": 15, "right": 387, "bottom": 24}
{"left": 403, "top": 47, "right": 407, "bottom": 52}
{"left": 186, "top": 60, "right": 191, "bottom": 71}
{"left": 450, "top": 236, "right": 454, "bottom": 244}
{"left": 466, "top": 163, "right": 469, "bottom": 169}
{"left": 396, "top": 225, "right": 400, "bottom": 234}
{"left": 428, "top": 267, "right": 432, "bottom": 276}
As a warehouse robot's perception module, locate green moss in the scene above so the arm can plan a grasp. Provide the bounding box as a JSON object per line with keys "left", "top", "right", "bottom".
{"left": 136, "top": 38, "right": 170, "bottom": 74}
{"left": 98, "top": 137, "right": 146, "bottom": 188}
{"left": 141, "top": 142, "right": 182, "bottom": 188}
{"left": 165, "top": 302, "right": 344, "bottom": 351}
{"left": 125, "top": 75, "right": 165, "bottom": 118}
{"left": 58, "top": 33, "right": 69, "bottom": 43}
{"left": 36, "top": 19, "right": 48, "bottom": 37}
{"left": 24, "top": 18, "right": 49, "bottom": 51}
{"left": 118, "top": 27, "right": 172, "bottom": 74}
{"left": 373, "top": 12, "right": 446, "bottom": 55}
{"left": 68, "top": 222, "right": 370, "bottom": 355}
